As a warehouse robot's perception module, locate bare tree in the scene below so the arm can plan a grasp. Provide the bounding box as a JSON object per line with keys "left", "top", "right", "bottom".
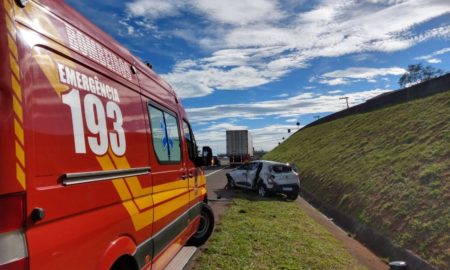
{"left": 398, "top": 64, "right": 444, "bottom": 88}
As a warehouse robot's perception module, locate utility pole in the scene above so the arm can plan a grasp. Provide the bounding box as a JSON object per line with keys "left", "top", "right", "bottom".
{"left": 340, "top": 96, "right": 349, "bottom": 109}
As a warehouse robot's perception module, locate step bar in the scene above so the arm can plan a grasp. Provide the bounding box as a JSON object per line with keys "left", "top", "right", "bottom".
{"left": 164, "top": 246, "right": 198, "bottom": 270}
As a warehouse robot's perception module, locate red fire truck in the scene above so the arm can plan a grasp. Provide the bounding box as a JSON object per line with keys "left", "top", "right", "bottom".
{"left": 0, "top": 0, "right": 214, "bottom": 269}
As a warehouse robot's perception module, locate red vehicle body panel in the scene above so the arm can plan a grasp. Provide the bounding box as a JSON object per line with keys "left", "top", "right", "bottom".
{"left": 0, "top": 1, "right": 207, "bottom": 269}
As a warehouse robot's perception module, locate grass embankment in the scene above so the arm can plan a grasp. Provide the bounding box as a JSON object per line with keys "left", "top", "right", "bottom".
{"left": 264, "top": 90, "right": 450, "bottom": 268}
{"left": 196, "top": 195, "right": 364, "bottom": 270}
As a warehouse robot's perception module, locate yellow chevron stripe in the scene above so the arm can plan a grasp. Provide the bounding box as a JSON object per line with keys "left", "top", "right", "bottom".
{"left": 109, "top": 152, "right": 152, "bottom": 197}
{"left": 154, "top": 193, "right": 190, "bottom": 222}
{"left": 5, "top": 8, "right": 26, "bottom": 191}
{"left": 5, "top": 15, "right": 14, "bottom": 37}
{"left": 31, "top": 51, "right": 70, "bottom": 97}
{"left": 11, "top": 73, "right": 22, "bottom": 101}
{"left": 7, "top": 34, "right": 18, "bottom": 60}
{"left": 96, "top": 155, "right": 153, "bottom": 230}
{"left": 15, "top": 141, "right": 25, "bottom": 167}
{"left": 16, "top": 163, "right": 26, "bottom": 189}
{"left": 10, "top": 54, "right": 19, "bottom": 79}
{"left": 133, "top": 194, "right": 153, "bottom": 211}
{"left": 124, "top": 201, "right": 153, "bottom": 231}
{"left": 14, "top": 119, "right": 24, "bottom": 145}
{"left": 153, "top": 179, "right": 187, "bottom": 193}
{"left": 12, "top": 95, "right": 23, "bottom": 123}
{"left": 3, "top": 0, "right": 12, "bottom": 14}
{"left": 153, "top": 188, "right": 186, "bottom": 206}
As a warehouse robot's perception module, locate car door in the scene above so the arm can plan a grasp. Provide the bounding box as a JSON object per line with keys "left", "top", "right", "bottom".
{"left": 182, "top": 120, "right": 202, "bottom": 212}
{"left": 246, "top": 162, "right": 260, "bottom": 188}
{"left": 146, "top": 101, "right": 190, "bottom": 266}
{"left": 233, "top": 164, "right": 248, "bottom": 186}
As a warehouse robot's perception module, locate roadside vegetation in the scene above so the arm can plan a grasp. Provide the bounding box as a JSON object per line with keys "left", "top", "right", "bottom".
{"left": 264, "top": 90, "right": 450, "bottom": 268}
{"left": 195, "top": 194, "right": 364, "bottom": 270}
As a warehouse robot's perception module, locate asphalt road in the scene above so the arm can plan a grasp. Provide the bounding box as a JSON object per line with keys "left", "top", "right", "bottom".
{"left": 189, "top": 166, "right": 387, "bottom": 270}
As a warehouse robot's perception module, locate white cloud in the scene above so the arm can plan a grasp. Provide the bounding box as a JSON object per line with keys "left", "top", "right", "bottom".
{"left": 328, "top": 90, "right": 343, "bottom": 94}
{"left": 427, "top": 58, "right": 442, "bottom": 64}
{"left": 318, "top": 78, "right": 350, "bottom": 86}
{"left": 317, "top": 67, "right": 406, "bottom": 85}
{"left": 193, "top": 0, "right": 283, "bottom": 26}
{"left": 414, "top": 47, "right": 450, "bottom": 63}
{"left": 126, "top": 0, "right": 450, "bottom": 98}
{"left": 285, "top": 118, "right": 300, "bottom": 123}
{"left": 275, "top": 93, "right": 289, "bottom": 98}
{"left": 186, "top": 88, "right": 391, "bottom": 122}
{"left": 126, "top": 0, "right": 181, "bottom": 19}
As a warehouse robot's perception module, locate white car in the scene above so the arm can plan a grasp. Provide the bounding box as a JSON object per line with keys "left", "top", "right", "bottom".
{"left": 226, "top": 160, "right": 300, "bottom": 200}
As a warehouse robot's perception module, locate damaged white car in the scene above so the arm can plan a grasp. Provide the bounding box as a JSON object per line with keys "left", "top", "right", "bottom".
{"left": 226, "top": 160, "right": 300, "bottom": 200}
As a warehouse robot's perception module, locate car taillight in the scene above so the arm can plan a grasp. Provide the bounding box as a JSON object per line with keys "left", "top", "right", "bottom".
{"left": 0, "top": 193, "right": 28, "bottom": 270}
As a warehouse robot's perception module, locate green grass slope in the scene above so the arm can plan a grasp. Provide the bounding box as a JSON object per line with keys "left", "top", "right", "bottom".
{"left": 263, "top": 90, "right": 450, "bottom": 268}
{"left": 196, "top": 196, "right": 364, "bottom": 270}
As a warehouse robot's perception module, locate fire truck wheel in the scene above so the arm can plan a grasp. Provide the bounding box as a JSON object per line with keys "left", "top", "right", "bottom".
{"left": 188, "top": 203, "right": 215, "bottom": 246}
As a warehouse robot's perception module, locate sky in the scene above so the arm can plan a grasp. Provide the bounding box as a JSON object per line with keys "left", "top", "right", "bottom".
{"left": 65, "top": 0, "right": 450, "bottom": 154}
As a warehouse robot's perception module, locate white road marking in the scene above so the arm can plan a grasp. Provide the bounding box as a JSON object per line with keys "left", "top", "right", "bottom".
{"left": 205, "top": 167, "right": 228, "bottom": 177}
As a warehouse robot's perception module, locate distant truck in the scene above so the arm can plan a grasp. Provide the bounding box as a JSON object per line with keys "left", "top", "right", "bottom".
{"left": 202, "top": 146, "right": 213, "bottom": 166}
{"left": 226, "top": 130, "right": 254, "bottom": 165}
{"left": 218, "top": 156, "right": 230, "bottom": 166}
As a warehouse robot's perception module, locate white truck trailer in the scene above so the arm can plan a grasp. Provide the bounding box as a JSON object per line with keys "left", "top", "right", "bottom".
{"left": 226, "top": 130, "right": 254, "bottom": 165}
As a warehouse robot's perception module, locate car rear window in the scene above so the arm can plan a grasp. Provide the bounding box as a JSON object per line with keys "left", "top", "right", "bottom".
{"left": 270, "top": 165, "right": 292, "bottom": 173}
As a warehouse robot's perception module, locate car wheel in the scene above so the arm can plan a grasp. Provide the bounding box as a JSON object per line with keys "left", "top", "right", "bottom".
{"left": 257, "top": 183, "right": 267, "bottom": 197}
{"left": 287, "top": 193, "right": 298, "bottom": 201}
{"left": 187, "top": 203, "right": 215, "bottom": 246}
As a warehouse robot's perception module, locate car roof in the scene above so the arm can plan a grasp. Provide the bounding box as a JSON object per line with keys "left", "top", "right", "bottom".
{"left": 252, "top": 160, "right": 290, "bottom": 166}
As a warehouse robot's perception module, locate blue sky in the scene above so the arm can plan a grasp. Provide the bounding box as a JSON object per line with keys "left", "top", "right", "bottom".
{"left": 65, "top": 0, "right": 450, "bottom": 154}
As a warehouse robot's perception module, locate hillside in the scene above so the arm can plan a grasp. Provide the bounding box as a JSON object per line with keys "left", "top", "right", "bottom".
{"left": 264, "top": 90, "right": 450, "bottom": 268}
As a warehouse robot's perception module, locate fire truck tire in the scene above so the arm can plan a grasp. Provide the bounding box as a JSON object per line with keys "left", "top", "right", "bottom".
{"left": 187, "top": 203, "right": 214, "bottom": 246}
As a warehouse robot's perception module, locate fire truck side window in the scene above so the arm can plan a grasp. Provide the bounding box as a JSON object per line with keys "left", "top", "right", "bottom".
{"left": 148, "top": 104, "right": 181, "bottom": 163}
{"left": 183, "top": 120, "right": 197, "bottom": 162}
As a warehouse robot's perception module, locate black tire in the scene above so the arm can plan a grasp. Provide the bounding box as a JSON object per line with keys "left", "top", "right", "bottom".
{"left": 110, "top": 256, "right": 138, "bottom": 270}
{"left": 257, "top": 183, "right": 267, "bottom": 197}
{"left": 287, "top": 193, "right": 298, "bottom": 201}
{"left": 187, "top": 203, "right": 215, "bottom": 246}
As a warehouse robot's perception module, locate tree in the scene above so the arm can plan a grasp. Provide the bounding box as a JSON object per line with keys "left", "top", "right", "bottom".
{"left": 398, "top": 63, "right": 444, "bottom": 88}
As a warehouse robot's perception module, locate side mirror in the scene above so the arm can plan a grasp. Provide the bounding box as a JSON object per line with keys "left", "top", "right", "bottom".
{"left": 194, "top": 156, "right": 204, "bottom": 167}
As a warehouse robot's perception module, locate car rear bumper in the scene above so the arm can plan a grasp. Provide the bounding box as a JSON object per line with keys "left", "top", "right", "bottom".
{"left": 268, "top": 183, "right": 300, "bottom": 194}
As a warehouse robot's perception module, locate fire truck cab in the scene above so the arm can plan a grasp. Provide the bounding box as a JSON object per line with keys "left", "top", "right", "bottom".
{"left": 0, "top": 0, "right": 214, "bottom": 269}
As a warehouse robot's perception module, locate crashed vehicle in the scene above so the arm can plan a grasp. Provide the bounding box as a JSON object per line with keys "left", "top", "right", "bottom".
{"left": 226, "top": 160, "right": 300, "bottom": 200}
